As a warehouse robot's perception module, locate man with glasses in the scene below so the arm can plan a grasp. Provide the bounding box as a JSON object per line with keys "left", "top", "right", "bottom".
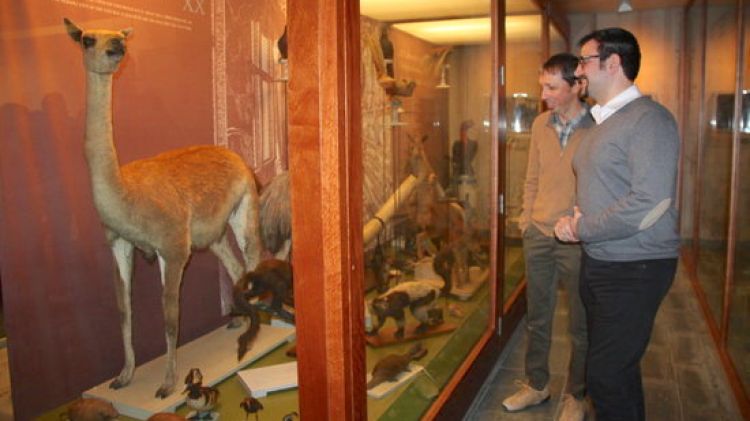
{"left": 502, "top": 53, "right": 592, "bottom": 421}
{"left": 555, "top": 28, "right": 680, "bottom": 420}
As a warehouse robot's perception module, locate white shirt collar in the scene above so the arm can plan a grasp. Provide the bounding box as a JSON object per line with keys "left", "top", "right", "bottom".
{"left": 590, "top": 85, "right": 642, "bottom": 125}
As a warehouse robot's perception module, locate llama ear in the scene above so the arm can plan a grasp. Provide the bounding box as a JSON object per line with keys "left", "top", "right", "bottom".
{"left": 63, "top": 18, "right": 82, "bottom": 43}
{"left": 121, "top": 27, "right": 134, "bottom": 38}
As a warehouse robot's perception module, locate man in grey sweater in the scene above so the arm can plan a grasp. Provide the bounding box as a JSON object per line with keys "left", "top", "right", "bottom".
{"left": 555, "top": 28, "right": 680, "bottom": 420}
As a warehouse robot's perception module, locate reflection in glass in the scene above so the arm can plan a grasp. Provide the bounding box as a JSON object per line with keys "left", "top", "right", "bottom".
{"left": 504, "top": 13, "right": 542, "bottom": 304}
{"left": 696, "top": 2, "right": 738, "bottom": 325}
{"left": 359, "top": 1, "right": 492, "bottom": 418}
{"left": 550, "top": 23, "right": 566, "bottom": 55}
{"left": 727, "top": 0, "right": 750, "bottom": 400}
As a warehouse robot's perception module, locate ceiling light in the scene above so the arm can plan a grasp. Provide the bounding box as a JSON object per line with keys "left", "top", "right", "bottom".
{"left": 618, "top": 0, "right": 633, "bottom": 13}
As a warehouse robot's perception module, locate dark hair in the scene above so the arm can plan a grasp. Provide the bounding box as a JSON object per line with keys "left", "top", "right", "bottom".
{"left": 578, "top": 27, "right": 641, "bottom": 81}
{"left": 542, "top": 53, "right": 581, "bottom": 86}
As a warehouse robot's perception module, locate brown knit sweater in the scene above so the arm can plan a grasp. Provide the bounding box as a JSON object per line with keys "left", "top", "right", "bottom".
{"left": 519, "top": 109, "right": 594, "bottom": 237}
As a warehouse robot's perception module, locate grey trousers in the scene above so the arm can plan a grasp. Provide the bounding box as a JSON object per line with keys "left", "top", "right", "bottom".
{"left": 522, "top": 224, "right": 587, "bottom": 398}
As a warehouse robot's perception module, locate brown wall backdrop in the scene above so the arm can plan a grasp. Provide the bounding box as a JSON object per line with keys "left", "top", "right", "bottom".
{"left": 0, "top": 1, "right": 285, "bottom": 418}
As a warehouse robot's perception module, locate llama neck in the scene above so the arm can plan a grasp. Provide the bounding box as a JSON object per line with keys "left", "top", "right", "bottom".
{"left": 85, "top": 71, "right": 125, "bottom": 217}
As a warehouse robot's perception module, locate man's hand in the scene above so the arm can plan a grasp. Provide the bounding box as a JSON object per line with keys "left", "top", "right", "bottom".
{"left": 555, "top": 206, "right": 582, "bottom": 242}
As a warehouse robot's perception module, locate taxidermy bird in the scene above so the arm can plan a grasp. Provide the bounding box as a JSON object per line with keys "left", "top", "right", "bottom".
{"left": 183, "top": 368, "right": 219, "bottom": 420}
{"left": 277, "top": 25, "right": 288, "bottom": 61}
{"left": 379, "top": 26, "right": 394, "bottom": 77}
{"left": 367, "top": 342, "right": 428, "bottom": 389}
{"left": 240, "top": 395, "right": 264, "bottom": 421}
{"left": 65, "top": 397, "right": 119, "bottom": 421}
{"left": 281, "top": 411, "right": 299, "bottom": 421}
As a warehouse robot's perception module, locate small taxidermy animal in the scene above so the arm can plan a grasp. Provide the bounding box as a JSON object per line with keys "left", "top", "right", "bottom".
{"left": 282, "top": 411, "right": 300, "bottom": 421}
{"left": 147, "top": 414, "right": 188, "bottom": 421}
{"left": 64, "top": 397, "right": 119, "bottom": 421}
{"left": 233, "top": 259, "right": 295, "bottom": 360}
{"left": 367, "top": 342, "right": 428, "bottom": 389}
{"left": 183, "top": 368, "right": 219, "bottom": 420}
{"left": 239, "top": 395, "right": 264, "bottom": 421}
{"left": 369, "top": 280, "right": 444, "bottom": 339}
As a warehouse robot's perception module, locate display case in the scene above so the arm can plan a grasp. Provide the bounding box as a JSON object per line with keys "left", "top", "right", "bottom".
{"left": 0, "top": 0, "right": 567, "bottom": 419}
{"left": 681, "top": 0, "right": 750, "bottom": 418}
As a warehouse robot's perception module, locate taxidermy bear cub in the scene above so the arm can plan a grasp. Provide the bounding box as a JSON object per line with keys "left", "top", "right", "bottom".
{"left": 369, "top": 280, "right": 444, "bottom": 339}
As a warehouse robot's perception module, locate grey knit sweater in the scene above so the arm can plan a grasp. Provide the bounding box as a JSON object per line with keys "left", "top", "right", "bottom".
{"left": 573, "top": 96, "right": 680, "bottom": 261}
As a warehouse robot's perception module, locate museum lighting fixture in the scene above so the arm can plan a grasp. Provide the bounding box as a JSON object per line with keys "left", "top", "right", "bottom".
{"left": 394, "top": 18, "right": 490, "bottom": 45}
{"left": 618, "top": 0, "right": 634, "bottom": 13}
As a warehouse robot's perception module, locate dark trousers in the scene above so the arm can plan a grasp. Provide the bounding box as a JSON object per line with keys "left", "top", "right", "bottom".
{"left": 580, "top": 252, "right": 677, "bottom": 421}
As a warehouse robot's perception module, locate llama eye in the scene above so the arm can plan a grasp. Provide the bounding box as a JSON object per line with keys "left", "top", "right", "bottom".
{"left": 82, "top": 36, "right": 96, "bottom": 48}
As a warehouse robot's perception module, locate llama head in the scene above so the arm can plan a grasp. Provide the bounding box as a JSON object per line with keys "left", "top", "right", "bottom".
{"left": 64, "top": 18, "right": 132, "bottom": 74}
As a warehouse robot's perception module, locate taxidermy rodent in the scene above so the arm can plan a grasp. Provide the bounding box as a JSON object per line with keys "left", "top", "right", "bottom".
{"left": 369, "top": 280, "right": 444, "bottom": 339}
{"left": 64, "top": 397, "right": 119, "bottom": 421}
{"left": 367, "top": 342, "right": 428, "bottom": 389}
{"left": 233, "top": 259, "right": 294, "bottom": 360}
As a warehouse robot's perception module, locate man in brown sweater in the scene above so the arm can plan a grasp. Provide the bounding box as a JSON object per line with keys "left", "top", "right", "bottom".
{"left": 503, "top": 53, "right": 593, "bottom": 421}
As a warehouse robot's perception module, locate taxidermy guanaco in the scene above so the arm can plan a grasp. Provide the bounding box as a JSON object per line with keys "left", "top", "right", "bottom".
{"left": 64, "top": 18, "right": 262, "bottom": 398}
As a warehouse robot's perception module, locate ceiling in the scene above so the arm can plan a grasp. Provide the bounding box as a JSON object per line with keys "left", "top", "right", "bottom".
{"left": 550, "top": 0, "right": 690, "bottom": 14}
{"left": 359, "top": 0, "right": 692, "bottom": 45}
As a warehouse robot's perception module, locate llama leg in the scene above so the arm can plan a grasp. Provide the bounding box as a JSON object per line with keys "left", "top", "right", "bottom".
{"left": 155, "top": 251, "right": 188, "bottom": 399}
{"left": 210, "top": 233, "right": 245, "bottom": 317}
{"left": 210, "top": 234, "right": 244, "bottom": 281}
{"left": 109, "top": 238, "right": 135, "bottom": 389}
{"left": 230, "top": 189, "right": 261, "bottom": 273}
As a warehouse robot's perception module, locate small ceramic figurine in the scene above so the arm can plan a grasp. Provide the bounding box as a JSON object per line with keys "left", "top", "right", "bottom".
{"left": 367, "top": 343, "right": 428, "bottom": 389}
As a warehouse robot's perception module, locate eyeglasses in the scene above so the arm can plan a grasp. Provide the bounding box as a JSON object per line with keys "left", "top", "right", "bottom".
{"left": 577, "top": 54, "right": 600, "bottom": 64}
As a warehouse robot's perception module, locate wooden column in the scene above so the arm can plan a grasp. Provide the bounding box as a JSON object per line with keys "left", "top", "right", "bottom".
{"left": 287, "top": 0, "right": 366, "bottom": 420}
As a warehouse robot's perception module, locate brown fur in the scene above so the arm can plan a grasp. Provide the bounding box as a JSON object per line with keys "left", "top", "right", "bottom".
{"left": 64, "top": 18, "right": 262, "bottom": 398}
{"left": 65, "top": 398, "right": 119, "bottom": 421}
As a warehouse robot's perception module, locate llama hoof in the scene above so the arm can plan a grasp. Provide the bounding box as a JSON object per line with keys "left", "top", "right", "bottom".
{"left": 154, "top": 385, "right": 175, "bottom": 399}
{"left": 226, "top": 317, "right": 243, "bottom": 329}
{"left": 108, "top": 378, "right": 129, "bottom": 390}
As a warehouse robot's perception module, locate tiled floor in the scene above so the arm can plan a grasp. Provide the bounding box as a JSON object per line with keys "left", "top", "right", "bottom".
{"left": 464, "top": 262, "right": 744, "bottom": 421}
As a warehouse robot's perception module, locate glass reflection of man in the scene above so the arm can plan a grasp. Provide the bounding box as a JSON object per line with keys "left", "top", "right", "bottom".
{"left": 503, "top": 53, "right": 592, "bottom": 421}
{"left": 451, "top": 119, "right": 478, "bottom": 179}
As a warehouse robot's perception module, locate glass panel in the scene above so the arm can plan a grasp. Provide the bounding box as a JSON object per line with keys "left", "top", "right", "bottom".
{"left": 697, "top": 0, "right": 738, "bottom": 324}
{"left": 358, "top": 1, "right": 493, "bottom": 418}
{"left": 550, "top": 23, "right": 566, "bottom": 55}
{"left": 682, "top": 3, "right": 706, "bottom": 252}
{"left": 727, "top": 0, "right": 750, "bottom": 399}
{"left": 504, "top": 11, "right": 542, "bottom": 304}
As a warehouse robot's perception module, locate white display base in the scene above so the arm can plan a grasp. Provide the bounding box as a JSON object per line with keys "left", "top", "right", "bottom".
{"left": 451, "top": 266, "right": 489, "bottom": 300}
{"left": 186, "top": 410, "right": 219, "bottom": 420}
{"left": 83, "top": 322, "right": 295, "bottom": 420}
{"left": 237, "top": 361, "right": 298, "bottom": 397}
{"left": 366, "top": 364, "right": 423, "bottom": 399}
